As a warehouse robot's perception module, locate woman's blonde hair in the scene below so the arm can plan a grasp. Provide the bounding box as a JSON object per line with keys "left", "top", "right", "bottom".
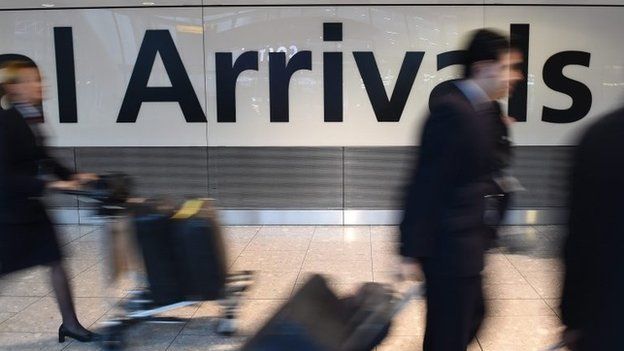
{"left": 0, "top": 60, "right": 39, "bottom": 108}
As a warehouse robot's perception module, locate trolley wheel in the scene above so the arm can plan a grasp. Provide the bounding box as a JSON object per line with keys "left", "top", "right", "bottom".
{"left": 216, "top": 318, "right": 237, "bottom": 336}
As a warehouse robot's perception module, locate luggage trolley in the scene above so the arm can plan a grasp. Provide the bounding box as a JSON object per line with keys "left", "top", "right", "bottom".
{"left": 63, "top": 174, "right": 254, "bottom": 350}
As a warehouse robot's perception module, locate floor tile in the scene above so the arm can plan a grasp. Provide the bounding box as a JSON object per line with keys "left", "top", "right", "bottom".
{"left": 307, "top": 241, "right": 372, "bottom": 261}
{"left": 0, "top": 296, "right": 41, "bottom": 313}
{"left": 523, "top": 271, "right": 563, "bottom": 299}
{"left": 168, "top": 334, "right": 243, "bottom": 351}
{"left": 0, "top": 297, "right": 111, "bottom": 333}
{"left": 0, "top": 332, "right": 66, "bottom": 351}
{"left": 372, "top": 252, "right": 402, "bottom": 272}
{"left": 256, "top": 226, "right": 315, "bottom": 237}
{"left": 244, "top": 237, "right": 311, "bottom": 251}
{"left": 69, "top": 264, "right": 134, "bottom": 298}
{"left": 223, "top": 226, "right": 261, "bottom": 238}
{"left": 0, "top": 278, "right": 52, "bottom": 297}
{"left": 183, "top": 299, "right": 285, "bottom": 337}
{"left": 478, "top": 315, "right": 562, "bottom": 351}
{"left": 544, "top": 299, "right": 561, "bottom": 318}
{"left": 232, "top": 251, "right": 306, "bottom": 272}
{"left": 0, "top": 313, "right": 14, "bottom": 324}
{"left": 506, "top": 255, "right": 563, "bottom": 273}
{"left": 483, "top": 283, "right": 540, "bottom": 299}
{"left": 62, "top": 241, "right": 106, "bottom": 261}
{"left": 372, "top": 241, "right": 399, "bottom": 253}
{"left": 370, "top": 226, "right": 399, "bottom": 242}
{"left": 312, "top": 226, "right": 371, "bottom": 242}
{"left": 245, "top": 272, "right": 299, "bottom": 299}
{"left": 300, "top": 259, "right": 372, "bottom": 277}
{"left": 486, "top": 299, "right": 558, "bottom": 317}
{"left": 56, "top": 226, "right": 88, "bottom": 246}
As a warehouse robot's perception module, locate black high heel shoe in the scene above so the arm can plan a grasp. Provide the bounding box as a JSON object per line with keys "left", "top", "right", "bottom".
{"left": 58, "top": 324, "right": 99, "bottom": 343}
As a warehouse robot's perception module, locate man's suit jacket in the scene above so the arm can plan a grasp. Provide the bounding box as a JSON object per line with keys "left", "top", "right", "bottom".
{"left": 0, "top": 107, "right": 72, "bottom": 224}
{"left": 399, "top": 81, "right": 494, "bottom": 277}
{"left": 561, "top": 106, "right": 624, "bottom": 350}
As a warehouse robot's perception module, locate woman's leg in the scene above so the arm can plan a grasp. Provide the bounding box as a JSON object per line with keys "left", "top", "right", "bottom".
{"left": 49, "top": 261, "right": 90, "bottom": 334}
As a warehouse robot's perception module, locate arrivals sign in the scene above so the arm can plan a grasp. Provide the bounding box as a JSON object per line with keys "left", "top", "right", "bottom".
{"left": 0, "top": 4, "right": 622, "bottom": 146}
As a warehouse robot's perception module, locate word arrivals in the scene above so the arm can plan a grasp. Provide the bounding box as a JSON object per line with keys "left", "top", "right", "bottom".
{"left": 3, "top": 23, "right": 592, "bottom": 125}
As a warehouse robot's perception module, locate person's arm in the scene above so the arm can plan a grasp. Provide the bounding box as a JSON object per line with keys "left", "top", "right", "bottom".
{"left": 399, "top": 101, "right": 464, "bottom": 259}
{"left": 0, "top": 122, "right": 47, "bottom": 197}
{"left": 36, "top": 140, "right": 74, "bottom": 181}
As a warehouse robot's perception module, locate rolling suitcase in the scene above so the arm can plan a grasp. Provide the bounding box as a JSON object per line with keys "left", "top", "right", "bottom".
{"left": 170, "top": 199, "right": 227, "bottom": 300}
{"left": 241, "top": 275, "right": 351, "bottom": 351}
{"left": 134, "top": 213, "right": 184, "bottom": 305}
{"left": 242, "top": 275, "right": 423, "bottom": 351}
{"left": 133, "top": 199, "right": 228, "bottom": 304}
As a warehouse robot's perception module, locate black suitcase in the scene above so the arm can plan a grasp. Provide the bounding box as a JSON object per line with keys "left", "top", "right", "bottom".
{"left": 134, "top": 213, "right": 184, "bottom": 305}
{"left": 242, "top": 275, "right": 415, "bottom": 351}
{"left": 133, "top": 199, "right": 228, "bottom": 305}
{"left": 241, "top": 275, "right": 350, "bottom": 351}
{"left": 170, "top": 216, "right": 227, "bottom": 300}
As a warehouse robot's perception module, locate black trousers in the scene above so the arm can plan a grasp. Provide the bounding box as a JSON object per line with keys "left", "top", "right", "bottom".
{"left": 423, "top": 273, "right": 485, "bottom": 351}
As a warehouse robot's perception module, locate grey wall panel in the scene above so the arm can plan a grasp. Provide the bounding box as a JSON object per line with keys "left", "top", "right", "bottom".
{"left": 55, "top": 146, "right": 572, "bottom": 213}
{"left": 208, "top": 148, "right": 343, "bottom": 209}
{"left": 344, "top": 147, "right": 416, "bottom": 209}
{"left": 44, "top": 147, "right": 78, "bottom": 208}
{"left": 75, "top": 147, "right": 209, "bottom": 201}
{"left": 509, "top": 147, "right": 573, "bottom": 208}
{"left": 345, "top": 146, "right": 572, "bottom": 210}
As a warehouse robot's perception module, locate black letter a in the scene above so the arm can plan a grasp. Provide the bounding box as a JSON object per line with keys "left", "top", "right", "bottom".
{"left": 117, "top": 30, "right": 206, "bottom": 123}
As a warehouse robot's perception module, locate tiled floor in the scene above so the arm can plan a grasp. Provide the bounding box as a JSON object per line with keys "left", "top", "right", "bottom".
{"left": 0, "top": 225, "right": 566, "bottom": 350}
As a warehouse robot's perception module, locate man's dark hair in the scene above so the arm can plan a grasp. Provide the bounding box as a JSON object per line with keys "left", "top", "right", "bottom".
{"left": 463, "top": 29, "right": 510, "bottom": 78}
{"left": 1, "top": 59, "right": 39, "bottom": 85}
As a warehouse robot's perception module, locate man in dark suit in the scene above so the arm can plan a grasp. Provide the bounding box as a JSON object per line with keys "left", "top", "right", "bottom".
{"left": 560, "top": 105, "right": 624, "bottom": 351}
{"left": 399, "top": 29, "right": 523, "bottom": 350}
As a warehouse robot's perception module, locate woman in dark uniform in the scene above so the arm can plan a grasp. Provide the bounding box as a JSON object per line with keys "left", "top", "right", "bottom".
{"left": 0, "top": 60, "right": 97, "bottom": 343}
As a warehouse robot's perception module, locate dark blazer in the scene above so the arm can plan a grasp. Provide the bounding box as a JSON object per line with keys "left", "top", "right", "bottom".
{"left": 0, "top": 107, "right": 72, "bottom": 224}
{"left": 400, "top": 82, "right": 494, "bottom": 277}
{"left": 561, "top": 106, "right": 624, "bottom": 350}
{"left": 489, "top": 101, "right": 512, "bottom": 173}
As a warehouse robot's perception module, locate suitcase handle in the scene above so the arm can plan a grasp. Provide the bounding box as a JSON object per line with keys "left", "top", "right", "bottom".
{"left": 390, "top": 283, "right": 425, "bottom": 317}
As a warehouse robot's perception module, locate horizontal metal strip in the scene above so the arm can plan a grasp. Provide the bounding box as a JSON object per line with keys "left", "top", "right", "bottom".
{"left": 50, "top": 208, "right": 567, "bottom": 226}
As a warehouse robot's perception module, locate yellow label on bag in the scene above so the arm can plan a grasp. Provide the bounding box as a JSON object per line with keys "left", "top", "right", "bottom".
{"left": 171, "top": 199, "right": 204, "bottom": 219}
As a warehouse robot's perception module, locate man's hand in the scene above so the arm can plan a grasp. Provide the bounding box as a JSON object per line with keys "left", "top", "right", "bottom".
{"left": 47, "top": 180, "right": 81, "bottom": 191}
{"left": 72, "top": 173, "right": 98, "bottom": 185}
{"left": 399, "top": 258, "right": 425, "bottom": 282}
{"left": 502, "top": 115, "right": 517, "bottom": 126}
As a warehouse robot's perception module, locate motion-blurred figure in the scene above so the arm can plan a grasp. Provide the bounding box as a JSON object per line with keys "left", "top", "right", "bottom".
{"left": 0, "top": 60, "right": 98, "bottom": 343}
{"left": 483, "top": 43, "right": 525, "bottom": 245}
{"left": 400, "top": 29, "right": 522, "bottom": 351}
{"left": 560, "top": 105, "right": 624, "bottom": 350}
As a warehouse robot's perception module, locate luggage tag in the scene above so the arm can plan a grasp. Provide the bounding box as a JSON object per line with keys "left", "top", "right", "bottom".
{"left": 171, "top": 199, "right": 205, "bottom": 219}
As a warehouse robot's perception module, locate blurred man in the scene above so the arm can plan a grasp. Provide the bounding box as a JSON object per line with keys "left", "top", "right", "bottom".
{"left": 560, "top": 105, "right": 624, "bottom": 350}
{"left": 483, "top": 45, "right": 525, "bottom": 245}
{"left": 399, "top": 29, "right": 522, "bottom": 350}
